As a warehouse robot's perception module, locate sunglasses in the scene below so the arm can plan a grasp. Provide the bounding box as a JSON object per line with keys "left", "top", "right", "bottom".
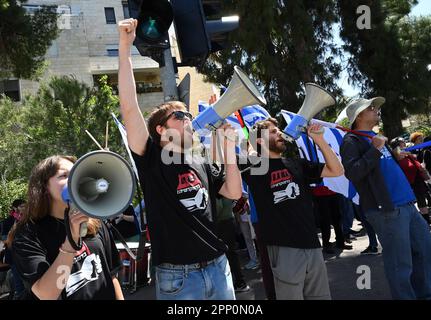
{"left": 367, "top": 105, "right": 380, "bottom": 112}
{"left": 160, "top": 110, "right": 193, "bottom": 126}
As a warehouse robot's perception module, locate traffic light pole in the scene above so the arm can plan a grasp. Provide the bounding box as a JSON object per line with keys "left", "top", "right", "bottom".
{"left": 160, "top": 48, "right": 179, "bottom": 101}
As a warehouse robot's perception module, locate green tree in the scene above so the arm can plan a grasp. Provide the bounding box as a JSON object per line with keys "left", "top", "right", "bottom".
{"left": 0, "top": 180, "right": 27, "bottom": 220}
{"left": 338, "top": 0, "right": 430, "bottom": 139}
{"left": 198, "top": 0, "right": 342, "bottom": 116}
{"left": 397, "top": 16, "right": 431, "bottom": 115}
{"left": 0, "top": 95, "right": 28, "bottom": 181}
{"left": 0, "top": 0, "right": 59, "bottom": 79}
{"left": 0, "top": 75, "right": 124, "bottom": 182}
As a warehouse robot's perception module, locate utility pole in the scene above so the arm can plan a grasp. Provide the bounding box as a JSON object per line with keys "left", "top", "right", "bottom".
{"left": 160, "top": 47, "right": 178, "bottom": 101}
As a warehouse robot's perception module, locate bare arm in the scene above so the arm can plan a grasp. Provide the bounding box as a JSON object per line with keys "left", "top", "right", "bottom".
{"left": 118, "top": 19, "right": 149, "bottom": 156}
{"left": 308, "top": 124, "right": 344, "bottom": 178}
{"left": 31, "top": 213, "right": 89, "bottom": 300}
{"left": 112, "top": 276, "right": 124, "bottom": 300}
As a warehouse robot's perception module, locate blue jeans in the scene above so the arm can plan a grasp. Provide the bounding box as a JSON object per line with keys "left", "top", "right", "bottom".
{"left": 365, "top": 203, "right": 431, "bottom": 299}
{"left": 155, "top": 254, "right": 235, "bottom": 300}
{"left": 11, "top": 264, "right": 25, "bottom": 298}
{"left": 354, "top": 204, "right": 378, "bottom": 248}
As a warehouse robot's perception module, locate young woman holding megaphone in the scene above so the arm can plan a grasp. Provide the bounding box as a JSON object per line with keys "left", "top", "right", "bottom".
{"left": 9, "top": 155, "right": 124, "bottom": 300}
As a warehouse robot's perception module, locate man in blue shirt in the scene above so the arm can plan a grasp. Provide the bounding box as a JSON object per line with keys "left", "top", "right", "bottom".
{"left": 340, "top": 97, "right": 431, "bottom": 300}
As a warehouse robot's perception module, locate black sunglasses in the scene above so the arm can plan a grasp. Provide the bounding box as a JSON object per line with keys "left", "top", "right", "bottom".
{"left": 160, "top": 110, "right": 193, "bottom": 126}
{"left": 366, "top": 105, "right": 380, "bottom": 112}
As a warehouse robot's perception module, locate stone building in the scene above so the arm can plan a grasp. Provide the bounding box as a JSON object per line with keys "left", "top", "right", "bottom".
{"left": 2, "top": 0, "right": 215, "bottom": 115}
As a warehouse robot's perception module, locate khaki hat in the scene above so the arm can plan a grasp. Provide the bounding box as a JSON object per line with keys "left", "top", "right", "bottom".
{"left": 345, "top": 97, "right": 385, "bottom": 128}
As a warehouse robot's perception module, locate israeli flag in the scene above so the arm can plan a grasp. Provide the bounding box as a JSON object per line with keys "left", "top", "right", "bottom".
{"left": 281, "top": 110, "right": 359, "bottom": 204}
{"left": 197, "top": 102, "right": 270, "bottom": 154}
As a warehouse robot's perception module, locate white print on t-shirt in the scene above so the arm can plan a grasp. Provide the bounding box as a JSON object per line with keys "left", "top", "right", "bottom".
{"left": 270, "top": 168, "right": 300, "bottom": 204}
{"left": 180, "top": 188, "right": 209, "bottom": 212}
{"left": 65, "top": 253, "right": 103, "bottom": 297}
{"left": 273, "top": 182, "right": 300, "bottom": 204}
{"left": 380, "top": 146, "right": 392, "bottom": 159}
{"left": 177, "top": 171, "right": 208, "bottom": 212}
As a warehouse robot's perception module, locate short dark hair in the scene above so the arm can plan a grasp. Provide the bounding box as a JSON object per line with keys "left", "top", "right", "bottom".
{"left": 390, "top": 137, "right": 405, "bottom": 150}
{"left": 147, "top": 101, "right": 187, "bottom": 145}
{"left": 12, "top": 199, "right": 25, "bottom": 208}
{"left": 351, "top": 118, "right": 360, "bottom": 130}
{"left": 252, "top": 118, "right": 278, "bottom": 137}
{"left": 252, "top": 117, "right": 278, "bottom": 155}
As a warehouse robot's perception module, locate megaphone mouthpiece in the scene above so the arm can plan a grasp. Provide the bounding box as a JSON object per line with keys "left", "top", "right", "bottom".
{"left": 79, "top": 178, "right": 109, "bottom": 201}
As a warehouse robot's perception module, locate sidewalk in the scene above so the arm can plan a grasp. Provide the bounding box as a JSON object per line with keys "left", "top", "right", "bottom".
{"left": 124, "top": 221, "right": 391, "bottom": 300}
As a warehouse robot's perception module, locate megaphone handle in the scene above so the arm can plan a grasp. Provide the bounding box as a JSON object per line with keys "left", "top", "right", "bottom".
{"left": 80, "top": 223, "right": 88, "bottom": 237}
{"left": 64, "top": 206, "right": 83, "bottom": 251}
{"left": 302, "top": 129, "right": 315, "bottom": 163}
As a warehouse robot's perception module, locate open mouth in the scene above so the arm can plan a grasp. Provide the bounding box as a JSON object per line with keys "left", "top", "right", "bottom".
{"left": 184, "top": 123, "right": 193, "bottom": 134}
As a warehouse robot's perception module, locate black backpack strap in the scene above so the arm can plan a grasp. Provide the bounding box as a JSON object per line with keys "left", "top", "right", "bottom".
{"left": 105, "top": 220, "right": 136, "bottom": 260}
{"left": 155, "top": 161, "right": 228, "bottom": 253}
{"left": 281, "top": 158, "right": 302, "bottom": 178}
{"left": 133, "top": 177, "right": 149, "bottom": 261}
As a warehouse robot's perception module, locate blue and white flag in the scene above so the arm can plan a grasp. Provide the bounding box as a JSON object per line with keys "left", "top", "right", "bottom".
{"left": 281, "top": 110, "right": 359, "bottom": 204}
{"left": 197, "top": 102, "right": 270, "bottom": 153}
{"left": 405, "top": 140, "right": 431, "bottom": 152}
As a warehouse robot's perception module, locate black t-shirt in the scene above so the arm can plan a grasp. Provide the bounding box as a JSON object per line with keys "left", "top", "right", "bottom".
{"left": 12, "top": 216, "right": 121, "bottom": 300}
{"left": 1, "top": 215, "right": 15, "bottom": 237}
{"left": 242, "top": 158, "right": 324, "bottom": 249}
{"left": 131, "top": 138, "right": 227, "bottom": 266}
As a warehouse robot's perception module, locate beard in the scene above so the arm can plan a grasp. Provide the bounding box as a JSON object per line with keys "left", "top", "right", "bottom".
{"left": 269, "top": 137, "right": 287, "bottom": 154}
{"left": 181, "top": 125, "right": 194, "bottom": 150}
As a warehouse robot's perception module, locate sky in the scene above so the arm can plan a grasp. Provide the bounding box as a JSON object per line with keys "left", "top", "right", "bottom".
{"left": 338, "top": 0, "right": 431, "bottom": 97}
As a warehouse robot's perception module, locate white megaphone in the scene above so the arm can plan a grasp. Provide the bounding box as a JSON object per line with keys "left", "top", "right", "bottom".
{"left": 282, "top": 83, "right": 336, "bottom": 140}
{"left": 61, "top": 151, "right": 135, "bottom": 248}
{"left": 192, "top": 66, "right": 266, "bottom": 132}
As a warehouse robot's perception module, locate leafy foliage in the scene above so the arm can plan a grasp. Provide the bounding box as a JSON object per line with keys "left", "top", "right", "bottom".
{"left": 338, "top": 0, "right": 430, "bottom": 139}
{"left": 0, "top": 75, "right": 125, "bottom": 184}
{"left": 198, "top": 0, "right": 342, "bottom": 116}
{"left": 0, "top": 0, "right": 59, "bottom": 79}
{"left": 0, "top": 180, "right": 27, "bottom": 220}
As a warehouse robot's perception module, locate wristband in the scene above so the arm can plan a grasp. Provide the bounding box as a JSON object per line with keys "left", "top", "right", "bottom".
{"left": 59, "top": 245, "right": 76, "bottom": 255}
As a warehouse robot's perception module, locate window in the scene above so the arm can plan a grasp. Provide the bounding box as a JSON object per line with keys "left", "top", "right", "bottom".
{"left": 0, "top": 80, "right": 21, "bottom": 101}
{"left": 107, "top": 49, "right": 119, "bottom": 57}
{"left": 23, "top": 4, "right": 56, "bottom": 14}
{"left": 104, "top": 7, "right": 116, "bottom": 24}
{"left": 122, "top": 2, "right": 130, "bottom": 19}
{"left": 22, "top": 4, "right": 43, "bottom": 14}
{"left": 106, "top": 45, "right": 119, "bottom": 57}
{"left": 47, "top": 41, "right": 59, "bottom": 58}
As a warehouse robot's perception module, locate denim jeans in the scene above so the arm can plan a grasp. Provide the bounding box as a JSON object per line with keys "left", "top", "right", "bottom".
{"left": 365, "top": 203, "right": 431, "bottom": 299}
{"left": 155, "top": 254, "right": 235, "bottom": 300}
{"left": 354, "top": 204, "right": 378, "bottom": 248}
{"left": 11, "top": 264, "right": 25, "bottom": 298}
